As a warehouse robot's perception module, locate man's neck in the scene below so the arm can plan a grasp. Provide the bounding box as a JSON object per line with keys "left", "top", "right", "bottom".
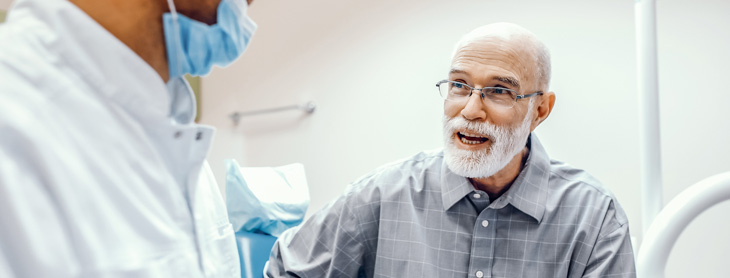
{"left": 69, "top": 0, "right": 170, "bottom": 81}
{"left": 469, "top": 147, "right": 530, "bottom": 201}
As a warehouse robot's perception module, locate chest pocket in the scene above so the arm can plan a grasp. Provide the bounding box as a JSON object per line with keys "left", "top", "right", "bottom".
{"left": 198, "top": 222, "right": 240, "bottom": 277}
{"left": 191, "top": 162, "right": 241, "bottom": 278}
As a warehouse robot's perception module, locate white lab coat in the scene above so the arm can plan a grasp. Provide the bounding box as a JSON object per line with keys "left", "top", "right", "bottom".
{"left": 0, "top": 0, "right": 240, "bottom": 277}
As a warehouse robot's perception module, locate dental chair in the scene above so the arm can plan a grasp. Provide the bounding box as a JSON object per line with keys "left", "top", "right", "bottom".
{"left": 225, "top": 160, "right": 309, "bottom": 278}
{"left": 235, "top": 231, "right": 278, "bottom": 278}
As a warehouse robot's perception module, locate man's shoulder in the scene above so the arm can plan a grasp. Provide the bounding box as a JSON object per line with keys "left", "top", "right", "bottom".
{"left": 374, "top": 148, "right": 443, "bottom": 173}
{"left": 342, "top": 149, "right": 444, "bottom": 200}
{"left": 546, "top": 159, "right": 629, "bottom": 226}
{"left": 0, "top": 12, "right": 58, "bottom": 71}
{"left": 0, "top": 24, "right": 66, "bottom": 107}
{"left": 548, "top": 159, "right": 612, "bottom": 195}
{"left": 0, "top": 19, "right": 97, "bottom": 135}
{"left": 352, "top": 149, "right": 443, "bottom": 186}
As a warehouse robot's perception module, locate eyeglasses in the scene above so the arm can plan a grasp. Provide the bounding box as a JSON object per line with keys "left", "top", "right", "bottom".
{"left": 436, "top": 80, "right": 543, "bottom": 109}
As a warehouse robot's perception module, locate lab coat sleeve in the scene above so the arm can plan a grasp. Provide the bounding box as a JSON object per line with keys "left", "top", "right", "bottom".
{"left": 582, "top": 201, "right": 637, "bottom": 278}
{"left": 266, "top": 182, "right": 380, "bottom": 278}
{"left": 0, "top": 245, "right": 13, "bottom": 278}
{"left": 0, "top": 133, "right": 80, "bottom": 277}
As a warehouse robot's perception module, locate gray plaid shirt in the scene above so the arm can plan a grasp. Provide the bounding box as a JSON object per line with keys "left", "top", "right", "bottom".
{"left": 267, "top": 134, "right": 636, "bottom": 277}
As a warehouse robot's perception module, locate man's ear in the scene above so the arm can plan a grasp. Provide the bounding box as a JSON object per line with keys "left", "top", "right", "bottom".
{"left": 530, "top": 91, "right": 555, "bottom": 131}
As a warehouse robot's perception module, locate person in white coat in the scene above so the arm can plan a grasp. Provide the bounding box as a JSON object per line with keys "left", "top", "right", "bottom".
{"left": 0, "top": 0, "right": 257, "bottom": 276}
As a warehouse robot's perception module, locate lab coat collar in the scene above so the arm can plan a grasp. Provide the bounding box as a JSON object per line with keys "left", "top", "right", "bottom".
{"left": 440, "top": 133, "right": 550, "bottom": 223}
{"left": 13, "top": 0, "right": 183, "bottom": 122}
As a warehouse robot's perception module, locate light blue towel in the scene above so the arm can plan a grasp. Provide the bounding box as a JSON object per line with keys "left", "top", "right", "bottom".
{"left": 225, "top": 159, "right": 309, "bottom": 237}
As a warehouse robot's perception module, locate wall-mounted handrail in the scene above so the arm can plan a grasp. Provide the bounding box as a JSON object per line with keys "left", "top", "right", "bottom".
{"left": 637, "top": 172, "right": 730, "bottom": 278}
{"left": 229, "top": 101, "right": 316, "bottom": 126}
{"left": 636, "top": 0, "right": 663, "bottom": 234}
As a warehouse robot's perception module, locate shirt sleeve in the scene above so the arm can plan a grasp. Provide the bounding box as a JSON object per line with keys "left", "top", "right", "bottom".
{"left": 0, "top": 246, "right": 13, "bottom": 278}
{"left": 582, "top": 201, "right": 637, "bottom": 278}
{"left": 266, "top": 185, "right": 379, "bottom": 278}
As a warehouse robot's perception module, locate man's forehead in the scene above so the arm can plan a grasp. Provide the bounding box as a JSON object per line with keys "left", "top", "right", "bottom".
{"left": 453, "top": 35, "right": 530, "bottom": 60}
{"left": 450, "top": 41, "right": 530, "bottom": 74}
{"left": 449, "top": 22, "right": 550, "bottom": 91}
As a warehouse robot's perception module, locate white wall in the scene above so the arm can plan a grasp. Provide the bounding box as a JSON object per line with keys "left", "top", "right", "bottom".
{"left": 203, "top": 0, "right": 730, "bottom": 277}
{"left": 0, "top": 0, "right": 11, "bottom": 18}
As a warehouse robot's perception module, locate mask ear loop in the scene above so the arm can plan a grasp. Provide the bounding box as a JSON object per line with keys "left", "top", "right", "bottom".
{"left": 166, "top": 0, "right": 178, "bottom": 20}
{"left": 165, "top": 0, "right": 184, "bottom": 80}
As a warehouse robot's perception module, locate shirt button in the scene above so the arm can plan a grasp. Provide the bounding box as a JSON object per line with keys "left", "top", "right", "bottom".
{"left": 473, "top": 193, "right": 481, "bottom": 199}
{"left": 476, "top": 270, "right": 484, "bottom": 277}
{"left": 174, "top": 131, "right": 182, "bottom": 138}
{"left": 481, "top": 220, "right": 489, "bottom": 227}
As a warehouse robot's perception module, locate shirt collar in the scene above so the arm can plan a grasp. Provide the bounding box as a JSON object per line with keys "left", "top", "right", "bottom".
{"left": 440, "top": 160, "right": 476, "bottom": 211}
{"left": 440, "top": 133, "right": 551, "bottom": 223}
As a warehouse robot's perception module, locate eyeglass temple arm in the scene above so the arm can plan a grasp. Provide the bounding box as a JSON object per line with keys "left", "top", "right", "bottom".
{"left": 515, "top": 91, "right": 543, "bottom": 100}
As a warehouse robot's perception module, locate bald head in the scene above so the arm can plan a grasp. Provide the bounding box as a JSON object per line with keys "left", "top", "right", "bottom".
{"left": 451, "top": 22, "right": 551, "bottom": 90}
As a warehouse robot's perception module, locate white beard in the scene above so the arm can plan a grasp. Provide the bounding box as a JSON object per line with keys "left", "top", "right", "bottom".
{"left": 443, "top": 103, "right": 534, "bottom": 178}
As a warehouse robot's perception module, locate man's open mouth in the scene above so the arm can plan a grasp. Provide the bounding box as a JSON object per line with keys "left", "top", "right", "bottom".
{"left": 456, "top": 131, "right": 489, "bottom": 145}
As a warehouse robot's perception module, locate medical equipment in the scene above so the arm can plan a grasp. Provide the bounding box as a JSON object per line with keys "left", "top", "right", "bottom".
{"left": 636, "top": 0, "right": 663, "bottom": 234}
{"left": 634, "top": 0, "right": 730, "bottom": 276}
{"left": 637, "top": 173, "right": 730, "bottom": 277}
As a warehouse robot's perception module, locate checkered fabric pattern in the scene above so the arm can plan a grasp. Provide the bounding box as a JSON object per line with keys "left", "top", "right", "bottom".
{"left": 267, "top": 134, "right": 636, "bottom": 278}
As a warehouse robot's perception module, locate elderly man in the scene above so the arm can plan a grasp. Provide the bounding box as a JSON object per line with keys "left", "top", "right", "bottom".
{"left": 266, "top": 23, "right": 636, "bottom": 277}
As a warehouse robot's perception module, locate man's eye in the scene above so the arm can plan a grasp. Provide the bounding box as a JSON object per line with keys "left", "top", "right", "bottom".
{"left": 453, "top": 83, "right": 465, "bottom": 88}
{"left": 494, "top": 88, "right": 505, "bottom": 94}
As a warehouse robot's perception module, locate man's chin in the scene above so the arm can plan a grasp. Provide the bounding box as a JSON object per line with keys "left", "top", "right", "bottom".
{"left": 444, "top": 146, "right": 501, "bottom": 178}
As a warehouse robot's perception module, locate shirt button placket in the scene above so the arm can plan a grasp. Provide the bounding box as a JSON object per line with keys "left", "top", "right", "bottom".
{"left": 470, "top": 207, "right": 495, "bottom": 278}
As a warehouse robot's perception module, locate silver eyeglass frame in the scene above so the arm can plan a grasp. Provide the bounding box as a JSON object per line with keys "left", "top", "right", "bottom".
{"left": 436, "top": 80, "right": 543, "bottom": 106}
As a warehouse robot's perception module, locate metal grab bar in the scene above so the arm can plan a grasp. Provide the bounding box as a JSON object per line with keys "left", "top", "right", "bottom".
{"left": 637, "top": 172, "right": 730, "bottom": 278}
{"left": 229, "top": 101, "right": 316, "bottom": 125}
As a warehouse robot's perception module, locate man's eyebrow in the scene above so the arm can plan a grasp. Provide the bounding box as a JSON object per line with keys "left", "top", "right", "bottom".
{"left": 449, "top": 68, "right": 520, "bottom": 88}
{"left": 496, "top": 76, "right": 520, "bottom": 89}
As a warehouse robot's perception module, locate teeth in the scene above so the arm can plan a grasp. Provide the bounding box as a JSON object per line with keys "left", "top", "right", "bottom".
{"left": 458, "top": 131, "right": 487, "bottom": 139}
{"left": 460, "top": 136, "right": 483, "bottom": 145}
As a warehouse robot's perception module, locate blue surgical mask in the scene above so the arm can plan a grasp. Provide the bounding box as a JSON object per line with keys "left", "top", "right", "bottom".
{"left": 163, "top": 0, "right": 257, "bottom": 79}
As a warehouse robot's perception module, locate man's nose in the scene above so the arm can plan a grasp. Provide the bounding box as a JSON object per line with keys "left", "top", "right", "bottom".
{"left": 460, "top": 90, "right": 487, "bottom": 121}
